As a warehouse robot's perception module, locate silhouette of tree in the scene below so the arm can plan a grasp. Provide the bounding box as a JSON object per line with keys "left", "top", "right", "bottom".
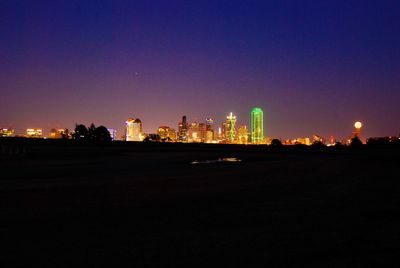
{"left": 393, "top": 138, "right": 400, "bottom": 146}
{"left": 73, "top": 124, "right": 88, "bottom": 140}
{"left": 73, "top": 124, "right": 111, "bottom": 141}
{"left": 293, "top": 143, "right": 307, "bottom": 149}
{"left": 367, "top": 137, "right": 390, "bottom": 147}
{"left": 94, "top": 126, "right": 111, "bottom": 141}
{"left": 350, "top": 136, "right": 363, "bottom": 147}
{"left": 87, "top": 123, "right": 97, "bottom": 140}
{"left": 270, "top": 139, "right": 282, "bottom": 147}
{"left": 334, "top": 141, "right": 344, "bottom": 148}
{"left": 311, "top": 141, "right": 326, "bottom": 148}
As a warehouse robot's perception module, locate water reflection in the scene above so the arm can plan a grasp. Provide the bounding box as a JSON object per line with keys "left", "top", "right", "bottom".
{"left": 191, "top": 157, "right": 242, "bottom": 164}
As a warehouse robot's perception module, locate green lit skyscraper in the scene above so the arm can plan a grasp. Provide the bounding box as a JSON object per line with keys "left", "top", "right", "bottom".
{"left": 226, "top": 112, "right": 237, "bottom": 143}
{"left": 251, "top": 107, "right": 264, "bottom": 144}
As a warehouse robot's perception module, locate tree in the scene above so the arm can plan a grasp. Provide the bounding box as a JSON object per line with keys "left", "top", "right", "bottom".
{"left": 350, "top": 136, "right": 363, "bottom": 147}
{"left": 334, "top": 141, "right": 344, "bottom": 148}
{"left": 94, "top": 126, "right": 111, "bottom": 141}
{"left": 393, "top": 138, "right": 400, "bottom": 147}
{"left": 87, "top": 123, "right": 97, "bottom": 140}
{"left": 270, "top": 139, "right": 282, "bottom": 147}
{"left": 73, "top": 124, "right": 88, "bottom": 140}
{"left": 366, "top": 137, "right": 390, "bottom": 147}
{"left": 311, "top": 141, "right": 326, "bottom": 148}
{"left": 73, "top": 124, "right": 111, "bottom": 141}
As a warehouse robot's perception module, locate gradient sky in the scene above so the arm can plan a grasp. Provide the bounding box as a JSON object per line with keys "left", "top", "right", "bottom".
{"left": 1, "top": 0, "right": 399, "bottom": 140}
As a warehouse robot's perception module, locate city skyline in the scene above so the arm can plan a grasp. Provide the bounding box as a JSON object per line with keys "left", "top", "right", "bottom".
{"left": 1, "top": 1, "right": 399, "bottom": 140}
{"left": 0, "top": 103, "right": 393, "bottom": 142}
{"left": 1, "top": 106, "right": 372, "bottom": 145}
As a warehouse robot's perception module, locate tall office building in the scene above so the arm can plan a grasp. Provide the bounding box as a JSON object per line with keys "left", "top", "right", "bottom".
{"left": 178, "top": 116, "right": 188, "bottom": 142}
{"left": 126, "top": 118, "right": 142, "bottom": 141}
{"left": 226, "top": 112, "right": 237, "bottom": 143}
{"left": 188, "top": 122, "right": 201, "bottom": 143}
{"left": 237, "top": 125, "right": 250, "bottom": 144}
{"left": 205, "top": 118, "right": 214, "bottom": 143}
{"left": 199, "top": 123, "right": 206, "bottom": 142}
{"left": 251, "top": 107, "right": 264, "bottom": 144}
{"left": 218, "top": 122, "right": 226, "bottom": 142}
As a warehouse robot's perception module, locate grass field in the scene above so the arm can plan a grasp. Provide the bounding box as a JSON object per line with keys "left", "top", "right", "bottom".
{"left": 1, "top": 139, "right": 399, "bottom": 267}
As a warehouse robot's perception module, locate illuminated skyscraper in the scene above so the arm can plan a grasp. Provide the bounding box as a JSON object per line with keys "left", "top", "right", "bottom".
{"left": 237, "top": 125, "right": 249, "bottom": 144}
{"left": 126, "top": 118, "right": 142, "bottom": 141}
{"left": 199, "top": 123, "right": 206, "bottom": 142}
{"left": 205, "top": 118, "right": 214, "bottom": 143}
{"left": 188, "top": 122, "right": 201, "bottom": 143}
{"left": 217, "top": 124, "right": 224, "bottom": 142}
{"left": 226, "top": 112, "right": 236, "bottom": 143}
{"left": 178, "top": 116, "right": 188, "bottom": 142}
{"left": 251, "top": 107, "right": 264, "bottom": 144}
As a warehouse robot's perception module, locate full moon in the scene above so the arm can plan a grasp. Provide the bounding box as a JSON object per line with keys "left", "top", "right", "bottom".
{"left": 354, "top": 121, "right": 362, "bottom": 129}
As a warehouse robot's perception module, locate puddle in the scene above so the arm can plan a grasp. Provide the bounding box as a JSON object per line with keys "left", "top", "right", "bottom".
{"left": 191, "top": 157, "right": 242, "bottom": 164}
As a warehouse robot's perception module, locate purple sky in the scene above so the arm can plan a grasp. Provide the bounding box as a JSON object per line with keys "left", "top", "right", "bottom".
{"left": 1, "top": 1, "right": 399, "bottom": 140}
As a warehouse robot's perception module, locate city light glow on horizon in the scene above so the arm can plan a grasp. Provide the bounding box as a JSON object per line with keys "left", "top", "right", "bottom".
{"left": 1, "top": 110, "right": 397, "bottom": 145}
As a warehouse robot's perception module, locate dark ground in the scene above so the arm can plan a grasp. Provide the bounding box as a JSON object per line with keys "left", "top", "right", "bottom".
{"left": 1, "top": 139, "right": 399, "bottom": 267}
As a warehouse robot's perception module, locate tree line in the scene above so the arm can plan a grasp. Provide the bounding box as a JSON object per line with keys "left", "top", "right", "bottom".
{"left": 269, "top": 136, "right": 400, "bottom": 148}
{"left": 72, "top": 123, "right": 111, "bottom": 141}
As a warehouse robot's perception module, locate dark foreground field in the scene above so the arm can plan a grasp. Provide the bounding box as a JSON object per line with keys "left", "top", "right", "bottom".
{"left": 1, "top": 139, "right": 399, "bottom": 267}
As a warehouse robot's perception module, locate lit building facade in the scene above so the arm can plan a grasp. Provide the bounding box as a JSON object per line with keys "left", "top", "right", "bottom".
{"left": 205, "top": 118, "right": 214, "bottom": 143}
{"left": 26, "top": 128, "right": 43, "bottom": 138}
{"left": 199, "top": 123, "right": 206, "bottom": 142}
{"left": 251, "top": 107, "right": 264, "bottom": 144}
{"left": 0, "top": 128, "right": 14, "bottom": 137}
{"left": 293, "top": 137, "right": 311, "bottom": 145}
{"left": 49, "top": 128, "right": 69, "bottom": 139}
{"left": 218, "top": 123, "right": 226, "bottom": 142}
{"left": 312, "top": 134, "right": 323, "bottom": 143}
{"left": 158, "top": 126, "right": 176, "bottom": 141}
{"left": 237, "top": 125, "right": 250, "bottom": 144}
{"left": 126, "top": 118, "right": 142, "bottom": 141}
{"left": 226, "top": 112, "right": 236, "bottom": 143}
{"left": 188, "top": 122, "right": 201, "bottom": 143}
{"left": 178, "top": 116, "right": 188, "bottom": 142}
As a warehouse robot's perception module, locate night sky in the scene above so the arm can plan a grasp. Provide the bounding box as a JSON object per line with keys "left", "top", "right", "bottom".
{"left": 1, "top": 0, "right": 399, "bottom": 140}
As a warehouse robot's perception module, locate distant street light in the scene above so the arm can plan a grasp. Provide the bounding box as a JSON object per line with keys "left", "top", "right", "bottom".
{"left": 354, "top": 121, "right": 362, "bottom": 139}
